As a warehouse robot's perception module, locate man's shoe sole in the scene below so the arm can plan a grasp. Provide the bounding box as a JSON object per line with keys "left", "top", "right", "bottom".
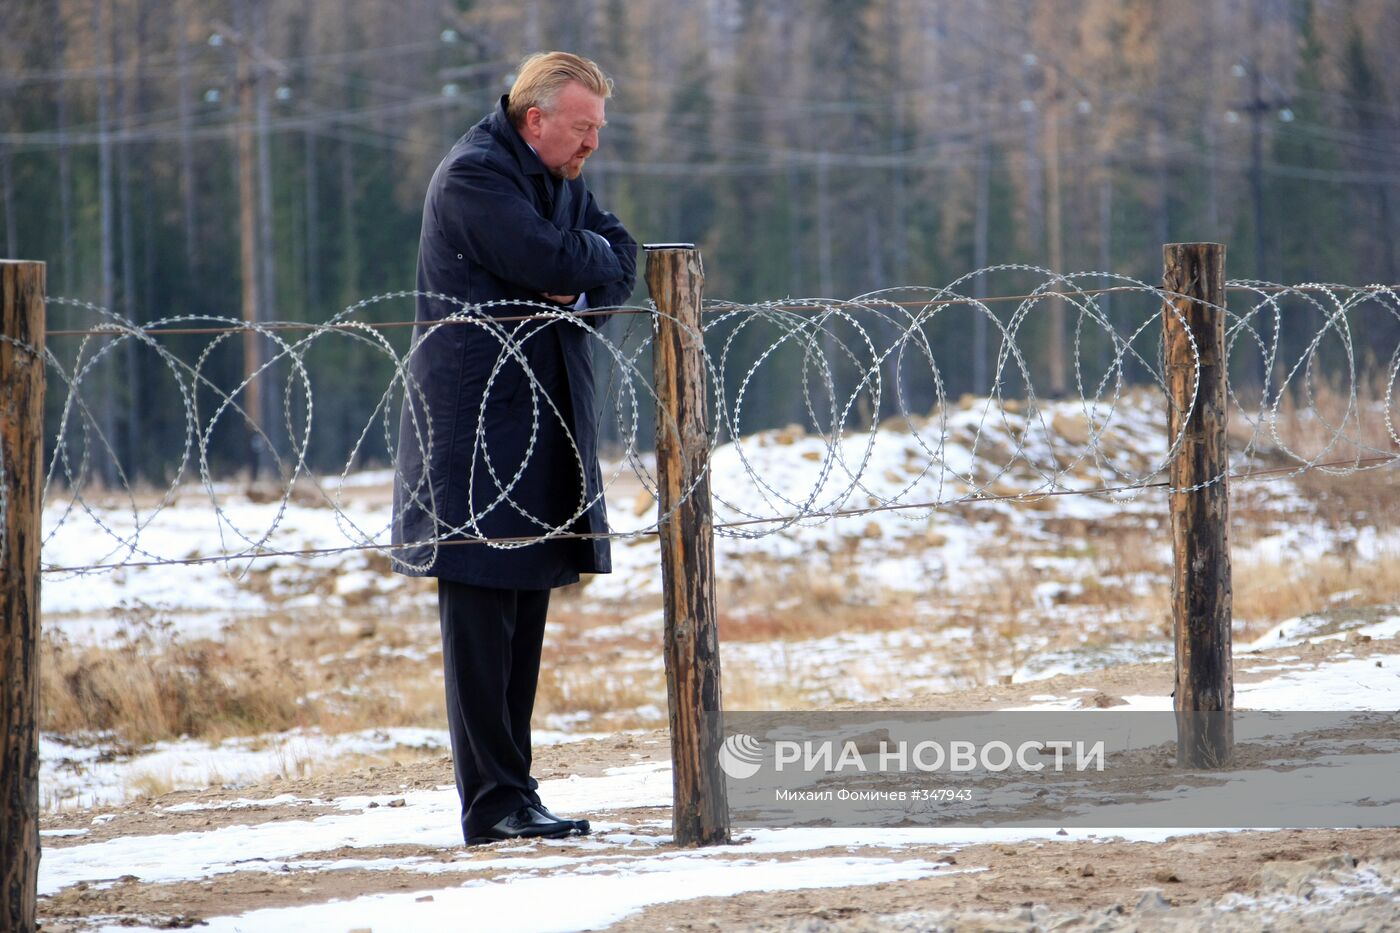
{"left": 465, "top": 826, "right": 577, "bottom": 846}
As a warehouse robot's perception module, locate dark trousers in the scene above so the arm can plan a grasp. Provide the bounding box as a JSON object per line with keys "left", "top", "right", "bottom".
{"left": 438, "top": 579, "right": 550, "bottom": 841}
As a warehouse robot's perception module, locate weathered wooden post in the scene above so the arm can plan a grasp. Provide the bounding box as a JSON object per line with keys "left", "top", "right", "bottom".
{"left": 645, "top": 245, "right": 729, "bottom": 846}
{"left": 1, "top": 260, "right": 45, "bottom": 933}
{"left": 1162, "top": 243, "right": 1233, "bottom": 767}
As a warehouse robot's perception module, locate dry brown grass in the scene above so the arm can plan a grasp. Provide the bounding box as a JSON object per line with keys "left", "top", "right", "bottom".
{"left": 1292, "top": 466, "right": 1400, "bottom": 531}
{"left": 532, "top": 664, "right": 660, "bottom": 723}
{"left": 715, "top": 554, "right": 922, "bottom": 643}
{"left": 1234, "top": 439, "right": 1398, "bottom": 634}
{"left": 296, "top": 744, "right": 446, "bottom": 778}
{"left": 721, "top": 655, "right": 826, "bottom": 710}
{"left": 42, "top": 615, "right": 314, "bottom": 745}
{"left": 41, "top": 601, "right": 447, "bottom": 746}
{"left": 1235, "top": 551, "right": 1400, "bottom": 637}
{"left": 717, "top": 601, "right": 919, "bottom": 643}
{"left": 529, "top": 602, "right": 669, "bottom": 728}
{"left": 1241, "top": 369, "right": 1399, "bottom": 465}
{"left": 125, "top": 771, "right": 179, "bottom": 800}
{"left": 39, "top": 458, "right": 1397, "bottom": 756}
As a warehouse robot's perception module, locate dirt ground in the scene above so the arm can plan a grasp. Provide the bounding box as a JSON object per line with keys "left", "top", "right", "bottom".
{"left": 38, "top": 634, "right": 1400, "bottom": 932}
{"left": 613, "top": 831, "right": 1400, "bottom": 933}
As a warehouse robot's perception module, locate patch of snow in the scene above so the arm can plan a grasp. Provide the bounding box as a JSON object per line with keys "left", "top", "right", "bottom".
{"left": 1236, "top": 656, "right": 1400, "bottom": 710}
{"left": 162, "top": 793, "right": 309, "bottom": 814}
{"left": 1013, "top": 651, "right": 1400, "bottom": 713}
{"left": 96, "top": 856, "right": 956, "bottom": 933}
{"left": 42, "top": 726, "right": 614, "bottom": 813}
{"left": 1011, "top": 640, "right": 1172, "bottom": 683}
{"left": 1244, "top": 612, "right": 1400, "bottom": 652}
{"left": 41, "top": 728, "right": 451, "bottom": 812}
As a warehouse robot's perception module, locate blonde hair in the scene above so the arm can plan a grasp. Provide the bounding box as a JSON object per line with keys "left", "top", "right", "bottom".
{"left": 506, "top": 52, "right": 613, "bottom": 127}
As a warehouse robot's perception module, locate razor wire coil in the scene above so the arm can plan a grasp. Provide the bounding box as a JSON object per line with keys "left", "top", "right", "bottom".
{"left": 13, "top": 268, "right": 1397, "bottom": 577}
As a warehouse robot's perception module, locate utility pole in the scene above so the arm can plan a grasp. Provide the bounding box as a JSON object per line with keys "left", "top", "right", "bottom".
{"left": 1235, "top": 1, "right": 1290, "bottom": 284}
{"left": 1244, "top": 61, "right": 1272, "bottom": 283}
{"left": 214, "top": 6, "right": 285, "bottom": 481}
{"left": 1231, "top": 2, "right": 1289, "bottom": 393}
{"left": 1042, "top": 60, "right": 1067, "bottom": 399}
{"left": 1239, "top": 75, "right": 1292, "bottom": 282}
{"left": 93, "top": 0, "right": 119, "bottom": 489}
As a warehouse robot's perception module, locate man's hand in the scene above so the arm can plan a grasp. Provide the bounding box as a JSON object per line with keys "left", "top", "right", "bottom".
{"left": 543, "top": 293, "right": 578, "bottom": 304}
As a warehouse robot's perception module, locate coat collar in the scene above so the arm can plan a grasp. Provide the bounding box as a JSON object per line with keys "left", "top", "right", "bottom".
{"left": 488, "top": 95, "right": 548, "bottom": 177}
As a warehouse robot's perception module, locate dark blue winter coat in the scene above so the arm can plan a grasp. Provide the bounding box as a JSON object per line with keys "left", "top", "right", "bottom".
{"left": 392, "top": 96, "right": 637, "bottom": 589}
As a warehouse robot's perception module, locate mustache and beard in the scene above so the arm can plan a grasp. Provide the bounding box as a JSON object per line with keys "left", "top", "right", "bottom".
{"left": 549, "top": 146, "right": 593, "bottom": 181}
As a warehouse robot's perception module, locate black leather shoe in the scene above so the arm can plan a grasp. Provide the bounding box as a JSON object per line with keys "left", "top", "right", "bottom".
{"left": 466, "top": 805, "right": 575, "bottom": 845}
{"left": 531, "top": 802, "right": 590, "bottom": 835}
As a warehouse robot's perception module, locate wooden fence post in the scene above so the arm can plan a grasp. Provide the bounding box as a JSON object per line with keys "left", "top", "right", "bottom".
{"left": 645, "top": 245, "right": 729, "bottom": 846}
{"left": 1162, "top": 243, "right": 1233, "bottom": 768}
{"left": 1, "top": 260, "right": 46, "bottom": 933}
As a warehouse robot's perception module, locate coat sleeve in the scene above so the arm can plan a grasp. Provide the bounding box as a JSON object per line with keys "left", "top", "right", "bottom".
{"left": 578, "top": 188, "right": 639, "bottom": 324}
{"left": 434, "top": 159, "right": 626, "bottom": 297}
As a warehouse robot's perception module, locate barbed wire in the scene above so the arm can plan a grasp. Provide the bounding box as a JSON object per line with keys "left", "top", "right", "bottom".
{"left": 11, "top": 268, "right": 1399, "bottom": 578}
{"left": 40, "top": 282, "right": 1400, "bottom": 339}
{"left": 37, "top": 454, "right": 1400, "bottom": 576}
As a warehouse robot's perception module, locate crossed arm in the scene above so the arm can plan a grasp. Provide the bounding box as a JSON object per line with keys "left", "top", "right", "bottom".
{"left": 437, "top": 161, "right": 637, "bottom": 312}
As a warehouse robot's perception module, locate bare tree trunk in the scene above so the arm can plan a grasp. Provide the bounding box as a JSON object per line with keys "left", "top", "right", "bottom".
{"left": 816, "top": 152, "right": 833, "bottom": 298}
{"left": 94, "top": 0, "right": 119, "bottom": 488}
{"left": 972, "top": 134, "right": 991, "bottom": 396}
{"left": 302, "top": 0, "right": 320, "bottom": 313}
{"left": 0, "top": 62, "right": 12, "bottom": 259}
{"left": 0, "top": 136, "right": 13, "bottom": 259}
{"left": 890, "top": 102, "right": 908, "bottom": 284}
{"left": 865, "top": 194, "right": 898, "bottom": 421}
{"left": 885, "top": 0, "right": 908, "bottom": 284}
{"left": 1389, "top": 106, "right": 1400, "bottom": 285}
{"left": 0, "top": 6, "right": 12, "bottom": 258}
{"left": 815, "top": 151, "right": 842, "bottom": 431}
{"left": 254, "top": 0, "right": 279, "bottom": 472}
{"left": 338, "top": 130, "right": 359, "bottom": 455}
{"left": 53, "top": 0, "right": 75, "bottom": 292}
{"left": 116, "top": 1, "right": 142, "bottom": 477}
{"left": 1152, "top": 110, "right": 1171, "bottom": 250}
{"left": 1377, "top": 182, "right": 1398, "bottom": 287}
{"left": 1203, "top": 0, "right": 1222, "bottom": 237}
{"left": 869, "top": 1, "right": 904, "bottom": 419}
{"left": 1247, "top": 0, "right": 1268, "bottom": 283}
{"left": 304, "top": 130, "right": 320, "bottom": 311}
{"left": 1098, "top": 162, "right": 1115, "bottom": 376}
{"left": 1044, "top": 81, "right": 1067, "bottom": 398}
{"left": 178, "top": 0, "right": 198, "bottom": 271}
{"left": 1021, "top": 97, "right": 1045, "bottom": 260}
{"left": 233, "top": 0, "right": 264, "bottom": 479}
{"left": 786, "top": 165, "right": 803, "bottom": 296}
{"left": 137, "top": 0, "right": 157, "bottom": 447}
{"left": 863, "top": 185, "right": 887, "bottom": 287}
{"left": 339, "top": 136, "right": 358, "bottom": 304}
{"left": 784, "top": 174, "right": 807, "bottom": 426}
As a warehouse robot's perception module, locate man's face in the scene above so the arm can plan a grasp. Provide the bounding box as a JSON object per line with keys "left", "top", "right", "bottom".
{"left": 523, "top": 81, "right": 606, "bottom": 181}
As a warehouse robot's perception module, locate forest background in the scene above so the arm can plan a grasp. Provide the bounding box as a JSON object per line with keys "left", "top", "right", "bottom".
{"left": 2, "top": 0, "right": 1397, "bottom": 479}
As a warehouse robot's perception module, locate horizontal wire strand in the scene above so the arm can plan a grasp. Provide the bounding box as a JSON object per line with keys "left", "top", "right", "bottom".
{"left": 19, "top": 269, "right": 1399, "bottom": 579}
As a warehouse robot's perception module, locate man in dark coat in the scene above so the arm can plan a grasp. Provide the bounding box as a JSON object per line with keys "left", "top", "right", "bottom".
{"left": 392, "top": 52, "right": 637, "bottom": 845}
